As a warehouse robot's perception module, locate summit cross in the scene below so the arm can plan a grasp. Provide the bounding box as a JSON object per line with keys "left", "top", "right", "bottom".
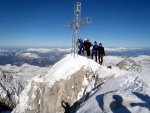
{"left": 66, "top": 2, "right": 91, "bottom": 57}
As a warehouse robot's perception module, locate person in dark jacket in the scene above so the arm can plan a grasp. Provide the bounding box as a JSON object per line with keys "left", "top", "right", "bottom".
{"left": 98, "top": 43, "right": 105, "bottom": 65}
{"left": 77, "top": 38, "right": 83, "bottom": 55}
{"left": 91, "top": 41, "right": 98, "bottom": 62}
{"left": 82, "top": 39, "right": 87, "bottom": 55}
{"left": 83, "top": 39, "right": 92, "bottom": 58}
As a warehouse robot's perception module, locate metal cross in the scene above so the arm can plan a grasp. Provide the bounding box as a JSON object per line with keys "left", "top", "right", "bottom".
{"left": 66, "top": 2, "right": 91, "bottom": 57}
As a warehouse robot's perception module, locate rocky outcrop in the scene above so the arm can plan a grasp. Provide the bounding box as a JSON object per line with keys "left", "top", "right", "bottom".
{"left": 95, "top": 74, "right": 115, "bottom": 87}
{"left": 0, "top": 69, "right": 24, "bottom": 111}
{"left": 0, "top": 64, "right": 49, "bottom": 113}
{"left": 12, "top": 66, "right": 94, "bottom": 113}
{"left": 117, "top": 58, "right": 142, "bottom": 72}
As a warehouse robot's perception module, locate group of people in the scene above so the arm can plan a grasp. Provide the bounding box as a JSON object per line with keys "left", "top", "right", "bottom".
{"left": 77, "top": 38, "right": 105, "bottom": 65}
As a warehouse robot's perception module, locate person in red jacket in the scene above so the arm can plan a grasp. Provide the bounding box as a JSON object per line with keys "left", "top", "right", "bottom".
{"left": 97, "top": 43, "right": 105, "bottom": 65}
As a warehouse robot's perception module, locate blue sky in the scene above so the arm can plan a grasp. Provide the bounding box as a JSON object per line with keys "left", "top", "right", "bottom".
{"left": 0, "top": 0, "right": 150, "bottom": 48}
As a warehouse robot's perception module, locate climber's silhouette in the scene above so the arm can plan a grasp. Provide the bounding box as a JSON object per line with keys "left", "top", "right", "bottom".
{"left": 110, "top": 95, "right": 131, "bottom": 113}
{"left": 61, "top": 101, "right": 71, "bottom": 113}
{"left": 130, "top": 92, "right": 150, "bottom": 110}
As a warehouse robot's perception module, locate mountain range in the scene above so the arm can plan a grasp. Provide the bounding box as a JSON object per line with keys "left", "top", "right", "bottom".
{"left": 0, "top": 47, "right": 149, "bottom": 67}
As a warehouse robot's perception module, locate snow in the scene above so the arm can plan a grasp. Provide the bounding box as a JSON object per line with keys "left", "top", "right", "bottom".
{"left": 76, "top": 55, "right": 150, "bottom": 113}
{"left": 26, "top": 48, "right": 52, "bottom": 53}
{"left": 11, "top": 74, "right": 44, "bottom": 113}
{"left": 105, "top": 47, "right": 142, "bottom": 52}
{"left": 103, "top": 56, "right": 123, "bottom": 66}
{"left": 44, "top": 54, "right": 100, "bottom": 86}
{"left": 26, "top": 48, "right": 71, "bottom": 53}
{"left": 56, "top": 48, "right": 71, "bottom": 52}
{"left": 105, "top": 47, "right": 128, "bottom": 52}
{"left": 0, "top": 85, "right": 7, "bottom": 98}
{"left": 14, "top": 79, "right": 33, "bottom": 113}
{"left": 0, "top": 50, "right": 8, "bottom": 52}
{"left": 0, "top": 63, "right": 49, "bottom": 81}
{"left": 20, "top": 52, "right": 39, "bottom": 58}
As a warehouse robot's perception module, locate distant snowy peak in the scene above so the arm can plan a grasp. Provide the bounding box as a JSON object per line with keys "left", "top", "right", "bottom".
{"left": 26, "top": 48, "right": 71, "bottom": 53}
{"left": 105, "top": 47, "right": 142, "bottom": 52}
{"left": 117, "top": 58, "right": 142, "bottom": 72}
{"left": 0, "top": 50, "right": 8, "bottom": 52}
{"left": 19, "top": 53, "right": 39, "bottom": 58}
{"left": 26, "top": 48, "right": 53, "bottom": 53}
{"left": 56, "top": 48, "right": 71, "bottom": 52}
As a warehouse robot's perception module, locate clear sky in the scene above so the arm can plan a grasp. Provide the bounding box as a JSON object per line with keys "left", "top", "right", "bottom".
{"left": 0, "top": 0, "right": 150, "bottom": 48}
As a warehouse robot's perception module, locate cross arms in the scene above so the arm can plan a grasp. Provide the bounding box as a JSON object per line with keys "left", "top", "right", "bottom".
{"left": 66, "top": 17, "right": 92, "bottom": 29}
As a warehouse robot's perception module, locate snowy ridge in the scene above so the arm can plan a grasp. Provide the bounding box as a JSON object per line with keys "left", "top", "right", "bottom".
{"left": 26, "top": 48, "right": 71, "bottom": 53}
{"left": 105, "top": 47, "right": 142, "bottom": 52}
{"left": 0, "top": 63, "right": 49, "bottom": 81}
{"left": 19, "top": 53, "right": 39, "bottom": 58}
{"left": 44, "top": 54, "right": 100, "bottom": 86}
{"left": 26, "top": 48, "right": 53, "bottom": 53}
{"left": 0, "top": 50, "right": 8, "bottom": 52}
{"left": 56, "top": 48, "right": 71, "bottom": 52}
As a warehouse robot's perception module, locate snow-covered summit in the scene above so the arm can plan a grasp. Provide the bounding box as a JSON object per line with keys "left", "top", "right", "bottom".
{"left": 44, "top": 54, "right": 100, "bottom": 86}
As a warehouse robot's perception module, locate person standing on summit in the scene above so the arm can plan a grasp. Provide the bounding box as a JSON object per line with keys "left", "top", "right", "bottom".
{"left": 83, "top": 39, "right": 92, "bottom": 58}
{"left": 98, "top": 43, "right": 105, "bottom": 65}
{"left": 91, "top": 41, "right": 98, "bottom": 62}
{"left": 77, "top": 38, "right": 83, "bottom": 55}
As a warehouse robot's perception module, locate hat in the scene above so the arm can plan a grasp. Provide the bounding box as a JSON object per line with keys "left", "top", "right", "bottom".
{"left": 94, "top": 41, "right": 97, "bottom": 43}
{"left": 99, "top": 43, "right": 102, "bottom": 46}
{"left": 84, "top": 38, "right": 87, "bottom": 41}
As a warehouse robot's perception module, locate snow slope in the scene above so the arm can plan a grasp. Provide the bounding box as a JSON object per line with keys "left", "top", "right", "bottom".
{"left": 77, "top": 55, "right": 150, "bottom": 113}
